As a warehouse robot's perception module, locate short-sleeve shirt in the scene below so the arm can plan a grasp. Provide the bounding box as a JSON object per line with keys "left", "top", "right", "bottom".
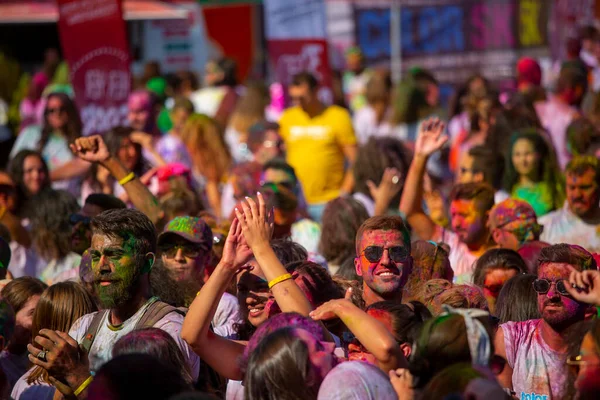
{"left": 68, "top": 298, "right": 200, "bottom": 379}
{"left": 501, "top": 319, "right": 568, "bottom": 400}
{"left": 279, "top": 105, "right": 356, "bottom": 205}
{"left": 433, "top": 227, "right": 478, "bottom": 284}
{"left": 539, "top": 203, "right": 600, "bottom": 254}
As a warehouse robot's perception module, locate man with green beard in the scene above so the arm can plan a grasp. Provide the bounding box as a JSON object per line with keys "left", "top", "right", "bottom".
{"left": 27, "top": 209, "right": 200, "bottom": 395}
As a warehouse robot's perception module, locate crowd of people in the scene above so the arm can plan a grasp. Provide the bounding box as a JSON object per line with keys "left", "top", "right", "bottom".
{"left": 0, "top": 25, "right": 599, "bottom": 400}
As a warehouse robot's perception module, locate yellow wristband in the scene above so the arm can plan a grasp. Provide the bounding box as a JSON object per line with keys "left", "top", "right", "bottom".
{"left": 268, "top": 273, "right": 293, "bottom": 289}
{"left": 118, "top": 172, "right": 135, "bottom": 186}
{"left": 74, "top": 375, "right": 93, "bottom": 396}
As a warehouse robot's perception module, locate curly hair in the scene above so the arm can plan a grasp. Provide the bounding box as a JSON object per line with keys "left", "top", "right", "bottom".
{"left": 319, "top": 197, "right": 369, "bottom": 266}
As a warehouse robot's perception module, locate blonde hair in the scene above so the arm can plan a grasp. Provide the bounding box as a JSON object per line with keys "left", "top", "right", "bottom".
{"left": 27, "top": 282, "right": 97, "bottom": 385}
{"left": 180, "top": 114, "right": 231, "bottom": 182}
{"left": 228, "top": 82, "right": 269, "bottom": 134}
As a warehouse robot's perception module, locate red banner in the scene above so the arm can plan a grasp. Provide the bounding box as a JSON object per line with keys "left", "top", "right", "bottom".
{"left": 57, "top": 0, "right": 131, "bottom": 136}
{"left": 267, "top": 39, "right": 333, "bottom": 105}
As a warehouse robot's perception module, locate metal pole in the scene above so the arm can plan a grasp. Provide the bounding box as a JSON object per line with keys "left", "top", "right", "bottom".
{"left": 390, "top": 0, "right": 401, "bottom": 83}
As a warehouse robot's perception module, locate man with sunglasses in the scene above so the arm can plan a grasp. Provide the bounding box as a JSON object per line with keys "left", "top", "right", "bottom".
{"left": 354, "top": 215, "right": 413, "bottom": 306}
{"left": 488, "top": 199, "right": 543, "bottom": 251}
{"left": 495, "top": 244, "right": 597, "bottom": 400}
{"left": 70, "top": 194, "right": 126, "bottom": 255}
{"left": 158, "top": 216, "right": 241, "bottom": 337}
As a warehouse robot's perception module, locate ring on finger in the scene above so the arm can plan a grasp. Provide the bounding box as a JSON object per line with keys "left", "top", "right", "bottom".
{"left": 37, "top": 350, "right": 48, "bottom": 362}
{"left": 392, "top": 176, "right": 400, "bottom": 185}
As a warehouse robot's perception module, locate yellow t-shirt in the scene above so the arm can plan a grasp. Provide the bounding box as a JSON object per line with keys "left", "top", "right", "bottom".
{"left": 279, "top": 105, "right": 356, "bottom": 205}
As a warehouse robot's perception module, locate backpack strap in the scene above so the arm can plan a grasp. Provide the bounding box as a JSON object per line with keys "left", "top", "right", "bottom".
{"left": 135, "top": 299, "right": 187, "bottom": 329}
{"left": 80, "top": 310, "right": 109, "bottom": 354}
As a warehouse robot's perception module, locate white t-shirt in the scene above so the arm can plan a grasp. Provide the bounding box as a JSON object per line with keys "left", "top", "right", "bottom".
{"left": 68, "top": 298, "right": 200, "bottom": 379}
{"left": 539, "top": 203, "right": 600, "bottom": 253}
{"left": 213, "top": 292, "right": 243, "bottom": 339}
{"left": 352, "top": 106, "right": 407, "bottom": 145}
{"left": 433, "top": 227, "right": 479, "bottom": 284}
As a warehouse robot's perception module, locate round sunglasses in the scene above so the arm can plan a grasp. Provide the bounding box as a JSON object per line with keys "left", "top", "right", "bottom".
{"left": 532, "top": 279, "right": 571, "bottom": 296}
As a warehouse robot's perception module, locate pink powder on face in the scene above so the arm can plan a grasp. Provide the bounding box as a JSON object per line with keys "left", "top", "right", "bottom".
{"left": 537, "top": 262, "right": 585, "bottom": 326}
{"left": 357, "top": 230, "right": 410, "bottom": 298}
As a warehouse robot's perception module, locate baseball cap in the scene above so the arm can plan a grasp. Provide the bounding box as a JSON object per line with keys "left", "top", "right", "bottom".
{"left": 0, "top": 237, "right": 10, "bottom": 271}
{"left": 158, "top": 217, "right": 213, "bottom": 251}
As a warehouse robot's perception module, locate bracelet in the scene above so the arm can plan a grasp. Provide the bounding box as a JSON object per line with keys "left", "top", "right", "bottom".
{"left": 74, "top": 375, "right": 93, "bottom": 396}
{"left": 268, "top": 273, "right": 293, "bottom": 289}
{"left": 118, "top": 172, "right": 135, "bottom": 186}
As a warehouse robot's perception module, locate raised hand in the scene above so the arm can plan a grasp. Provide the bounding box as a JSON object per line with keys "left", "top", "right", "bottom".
{"left": 415, "top": 118, "right": 448, "bottom": 158}
{"left": 564, "top": 268, "right": 600, "bottom": 306}
{"left": 234, "top": 192, "right": 273, "bottom": 251}
{"left": 220, "top": 218, "right": 254, "bottom": 272}
{"left": 70, "top": 135, "right": 110, "bottom": 164}
{"left": 366, "top": 168, "right": 402, "bottom": 207}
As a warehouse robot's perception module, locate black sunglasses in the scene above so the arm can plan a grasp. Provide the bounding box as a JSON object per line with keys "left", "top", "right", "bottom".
{"left": 532, "top": 279, "right": 570, "bottom": 296}
{"left": 360, "top": 246, "right": 410, "bottom": 263}
{"left": 69, "top": 214, "right": 91, "bottom": 226}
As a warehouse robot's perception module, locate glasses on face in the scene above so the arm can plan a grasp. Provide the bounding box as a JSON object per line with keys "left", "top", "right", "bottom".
{"left": 360, "top": 246, "right": 410, "bottom": 263}
{"left": 532, "top": 279, "right": 571, "bottom": 296}
{"left": 46, "top": 106, "right": 66, "bottom": 115}
{"left": 159, "top": 244, "right": 203, "bottom": 259}
{"left": 69, "top": 214, "right": 91, "bottom": 226}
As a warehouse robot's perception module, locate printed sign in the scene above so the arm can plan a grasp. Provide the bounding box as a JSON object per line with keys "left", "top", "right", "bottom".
{"left": 267, "top": 39, "right": 333, "bottom": 104}
{"left": 354, "top": 0, "right": 550, "bottom": 87}
{"left": 57, "top": 0, "right": 131, "bottom": 135}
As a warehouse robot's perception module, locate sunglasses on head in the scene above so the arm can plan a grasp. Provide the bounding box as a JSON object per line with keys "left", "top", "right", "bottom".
{"left": 46, "top": 106, "right": 66, "bottom": 115}
{"left": 69, "top": 214, "right": 91, "bottom": 226}
{"left": 532, "top": 279, "right": 571, "bottom": 296}
{"left": 360, "top": 246, "right": 410, "bottom": 263}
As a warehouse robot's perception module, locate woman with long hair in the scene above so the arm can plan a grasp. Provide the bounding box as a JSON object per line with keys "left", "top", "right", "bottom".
{"left": 190, "top": 58, "right": 239, "bottom": 129}
{"left": 10, "top": 92, "right": 82, "bottom": 194}
{"left": 10, "top": 281, "right": 97, "bottom": 400}
{"left": 180, "top": 114, "right": 231, "bottom": 218}
{"left": 28, "top": 189, "right": 80, "bottom": 283}
{"left": 503, "top": 131, "right": 564, "bottom": 216}
{"left": 7, "top": 150, "right": 51, "bottom": 216}
{"left": 0, "top": 277, "right": 47, "bottom": 390}
{"left": 225, "top": 82, "right": 270, "bottom": 163}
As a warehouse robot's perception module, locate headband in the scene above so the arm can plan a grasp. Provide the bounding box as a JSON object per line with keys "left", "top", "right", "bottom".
{"left": 441, "top": 305, "right": 491, "bottom": 367}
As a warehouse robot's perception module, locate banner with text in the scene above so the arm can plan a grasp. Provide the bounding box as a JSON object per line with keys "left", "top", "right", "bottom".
{"left": 263, "top": 0, "right": 332, "bottom": 103}
{"left": 354, "top": 0, "right": 550, "bottom": 89}
{"left": 57, "top": 0, "right": 131, "bottom": 136}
